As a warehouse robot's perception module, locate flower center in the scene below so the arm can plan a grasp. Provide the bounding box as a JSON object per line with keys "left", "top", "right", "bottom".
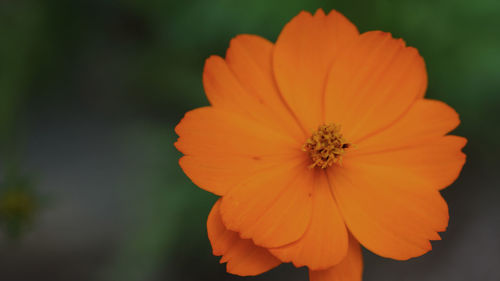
{"left": 302, "top": 123, "right": 350, "bottom": 169}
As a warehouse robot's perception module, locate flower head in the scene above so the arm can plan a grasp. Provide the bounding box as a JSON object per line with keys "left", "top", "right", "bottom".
{"left": 175, "top": 9, "right": 466, "bottom": 281}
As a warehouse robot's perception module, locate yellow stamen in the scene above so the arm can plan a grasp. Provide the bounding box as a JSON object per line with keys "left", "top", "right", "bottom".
{"left": 303, "top": 123, "right": 350, "bottom": 169}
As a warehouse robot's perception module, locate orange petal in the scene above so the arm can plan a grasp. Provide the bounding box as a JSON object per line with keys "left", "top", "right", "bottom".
{"left": 207, "top": 200, "right": 281, "bottom": 276}
{"left": 353, "top": 99, "right": 461, "bottom": 151}
{"left": 309, "top": 233, "right": 363, "bottom": 281}
{"left": 220, "top": 161, "right": 313, "bottom": 248}
{"left": 329, "top": 148, "right": 454, "bottom": 260}
{"left": 273, "top": 9, "right": 359, "bottom": 133}
{"left": 203, "top": 36, "right": 305, "bottom": 142}
{"left": 349, "top": 136, "right": 467, "bottom": 191}
{"left": 270, "top": 170, "right": 348, "bottom": 270}
{"left": 225, "top": 34, "right": 306, "bottom": 141}
{"left": 175, "top": 107, "right": 303, "bottom": 195}
{"left": 324, "top": 31, "right": 427, "bottom": 143}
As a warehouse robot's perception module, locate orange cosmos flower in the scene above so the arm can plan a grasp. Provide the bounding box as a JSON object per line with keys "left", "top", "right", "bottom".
{"left": 175, "top": 9, "right": 466, "bottom": 281}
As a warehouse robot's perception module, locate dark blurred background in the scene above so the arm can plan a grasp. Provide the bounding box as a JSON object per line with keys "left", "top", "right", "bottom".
{"left": 0, "top": 0, "right": 498, "bottom": 280}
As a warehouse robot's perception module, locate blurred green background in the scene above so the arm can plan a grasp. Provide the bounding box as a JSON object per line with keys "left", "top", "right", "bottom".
{"left": 0, "top": 0, "right": 499, "bottom": 280}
